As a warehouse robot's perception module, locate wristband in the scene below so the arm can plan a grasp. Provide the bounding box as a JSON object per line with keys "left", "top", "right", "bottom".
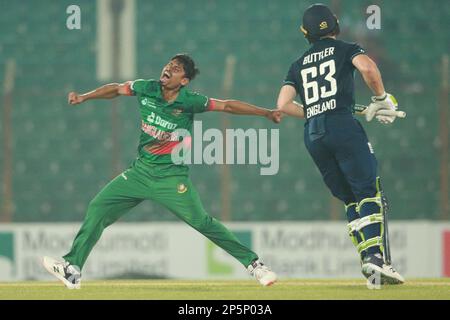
{"left": 373, "top": 92, "right": 387, "bottom": 101}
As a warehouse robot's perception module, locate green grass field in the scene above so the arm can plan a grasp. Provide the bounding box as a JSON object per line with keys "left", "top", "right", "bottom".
{"left": 0, "top": 279, "right": 449, "bottom": 300}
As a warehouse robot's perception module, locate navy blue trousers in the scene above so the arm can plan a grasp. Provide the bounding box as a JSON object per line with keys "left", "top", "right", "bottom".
{"left": 304, "top": 114, "right": 378, "bottom": 205}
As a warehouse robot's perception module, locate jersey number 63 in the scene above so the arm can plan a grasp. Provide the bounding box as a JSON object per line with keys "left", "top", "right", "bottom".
{"left": 301, "top": 60, "right": 337, "bottom": 105}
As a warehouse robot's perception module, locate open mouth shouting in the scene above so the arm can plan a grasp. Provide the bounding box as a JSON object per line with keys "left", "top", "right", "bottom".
{"left": 160, "top": 70, "right": 171, "bottom": 85}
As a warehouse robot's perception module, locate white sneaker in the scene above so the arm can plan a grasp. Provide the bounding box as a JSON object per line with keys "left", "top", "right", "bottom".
{"left": 361, "top": 254, "right": 405, "bottom": 285}
{"left": 247, "top": 260, "right": 277, "bottom": 286}
{"left": 381, "top": 264, "right": 405, "bottom": 284}
{"left": 42, "top": 256, "right": 82, "bottom": 289}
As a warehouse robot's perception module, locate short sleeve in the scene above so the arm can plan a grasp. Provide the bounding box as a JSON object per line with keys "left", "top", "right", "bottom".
{"left": 188, "top": 91, "right": 211, "bottom": 113}
{"left": 130, "top": 79, "right": 150, "bottom": 95}
{"left": 283, "top": 63, "right": 299, "bottom": 93}
{"left": 348, "top": 43, "right": 366, "bottom": 63}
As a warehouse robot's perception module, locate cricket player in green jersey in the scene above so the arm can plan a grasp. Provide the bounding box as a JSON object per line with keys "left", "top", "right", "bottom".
{"left": 42, "top": 54, "right": 280, "bottom": 289}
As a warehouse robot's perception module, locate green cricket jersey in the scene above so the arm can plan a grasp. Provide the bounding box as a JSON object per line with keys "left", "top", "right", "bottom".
{"left": 129, "top": 79, "right": 211, "bottom": 176}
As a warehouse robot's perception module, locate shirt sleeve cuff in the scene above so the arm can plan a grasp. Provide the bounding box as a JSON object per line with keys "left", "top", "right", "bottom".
{"left": 124, "top": 81, "right": 135, "bottom": 96}
{"left": 207, "top": 99, "right": 216, "bottom": 111}
{"left": 350, "top": 51, "right": 365, "bottom": 61}
{"left": 283, "top": 81, "right": 297, "bottom": 89}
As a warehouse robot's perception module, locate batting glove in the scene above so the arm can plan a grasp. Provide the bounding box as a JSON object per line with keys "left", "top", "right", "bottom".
{"left": 365, "top": 92, "right": 398, "bottom": 122}
{"left": 375, "top": 114, "right": 396, "bottom": 124}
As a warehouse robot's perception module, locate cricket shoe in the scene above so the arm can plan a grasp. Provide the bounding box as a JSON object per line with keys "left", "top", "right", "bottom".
{"left": 361, "top": 253, "right": 405, "bottom": 285}
{"left": 247, "top": 260, "right": 277, "bottom": 286}
{"left": 42, "top": 256, "right": 81, "bottom": 289}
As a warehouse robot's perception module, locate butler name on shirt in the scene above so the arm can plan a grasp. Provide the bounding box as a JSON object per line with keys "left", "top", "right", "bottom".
{"left": 303, "top": 47, "right": 335, "bottom": 65}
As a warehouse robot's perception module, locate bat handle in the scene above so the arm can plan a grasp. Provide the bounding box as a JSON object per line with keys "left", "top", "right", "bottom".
{"left": 396, "top": 111, "right": 406, "bottom": 118}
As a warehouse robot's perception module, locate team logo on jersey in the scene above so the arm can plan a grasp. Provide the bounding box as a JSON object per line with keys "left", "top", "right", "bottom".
{"left": 172, "top": 108, "right": 183, "bottom": 116}
{"left": 177, "top": 183, "right": 188, "bottom": 194}
{"left": 319, "top": 21, "right": 328, "bottom": 30}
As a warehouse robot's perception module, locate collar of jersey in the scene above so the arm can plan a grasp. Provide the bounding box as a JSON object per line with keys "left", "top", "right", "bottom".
{"left": 153, "top": 82, "right": 187, "bottom": 105}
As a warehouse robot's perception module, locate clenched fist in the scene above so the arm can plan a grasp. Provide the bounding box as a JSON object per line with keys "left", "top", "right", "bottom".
{"left": 267, "top": 110, "right": 282, "bottom": 124}
{"left": 68, "top": 92, "right": 84, "bottom": 105}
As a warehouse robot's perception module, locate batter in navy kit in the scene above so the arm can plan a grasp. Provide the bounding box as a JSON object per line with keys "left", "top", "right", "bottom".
{"left": 277, "top": 3, "right": 404, "bottom": 285}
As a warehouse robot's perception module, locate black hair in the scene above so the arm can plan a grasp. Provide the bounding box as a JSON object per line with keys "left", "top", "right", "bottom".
{"left": 171, "top": 53, "right": 200, "bottom": 80}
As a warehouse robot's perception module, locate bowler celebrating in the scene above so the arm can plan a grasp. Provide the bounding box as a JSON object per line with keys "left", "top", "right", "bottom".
{"left": 42, "top": 54, "right": 278, "bottom": 288}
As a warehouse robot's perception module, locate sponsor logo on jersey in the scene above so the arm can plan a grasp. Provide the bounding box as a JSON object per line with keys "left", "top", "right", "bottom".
{"left": 306, "top": 98, "right": 336, "bottom": 118}
{"left": 141, "top": 121, "right": 179, "bottom": 142}
{"left": 141, "top": 98, "right": 157, "bottom": 109}
{"left": 146, "top": 112, "right": 178, "bottom": 130}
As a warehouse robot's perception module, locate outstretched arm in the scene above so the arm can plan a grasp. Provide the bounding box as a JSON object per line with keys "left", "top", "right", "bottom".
{"left": 68, "top": 81, "right": 133, "bottom": 105}
{"left": 276, "top": 85, "right": 304, "bottom": 118}
{"left": 210, "top": 98, "right": 281, "bottom": 123}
